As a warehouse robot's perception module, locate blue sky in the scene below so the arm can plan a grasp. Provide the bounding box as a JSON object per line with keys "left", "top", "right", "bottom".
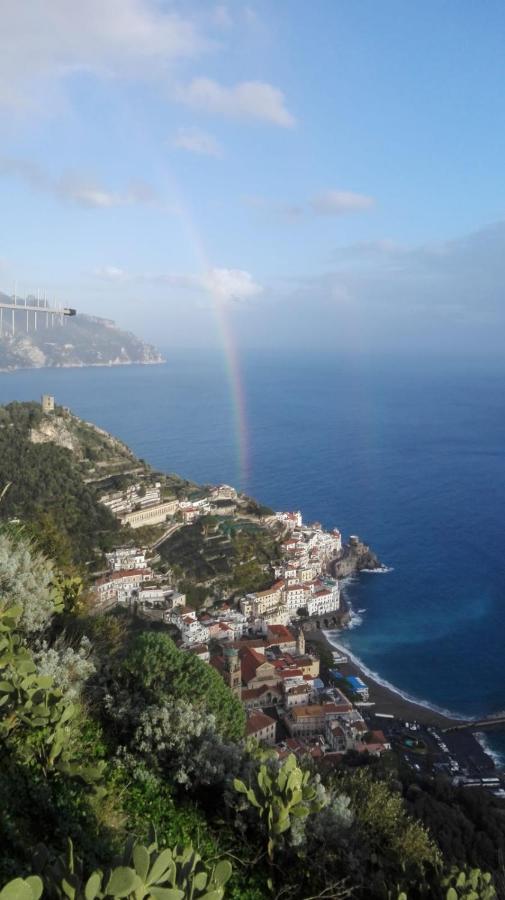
{"left": 2, "top": 0, "right": 505, "bottom": 353}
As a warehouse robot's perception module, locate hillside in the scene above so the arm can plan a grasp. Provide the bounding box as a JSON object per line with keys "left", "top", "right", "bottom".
{"left": 0, "top": 478, "right": 504, "bottom": 900}
{"left": 0, "top": 401, "right": 227, "bottom": 569}
{"left": 159, "top": 514, "right": 281, "bottom": 606}
{"left": 0, "top": 294, "right": 163, "bottom": 369}
{"left": 0, "top": 401, "right": 123, "bottom": 565}
{"left": 0, "top": 401, "right": 503, "bottom": 900}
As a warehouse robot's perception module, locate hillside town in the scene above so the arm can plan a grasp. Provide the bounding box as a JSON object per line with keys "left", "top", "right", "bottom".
{"left": 91, "top": 490, "right": 504, "bottom": 789}
{"left": 99, "top": 481, "right": 239, "bottom": 527}
{"left": 91, "top": 481, "right": 394, "bottom": 767}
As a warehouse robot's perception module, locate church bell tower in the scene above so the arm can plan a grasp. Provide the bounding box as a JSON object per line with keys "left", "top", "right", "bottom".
{"left": 223, "top": 646, "right": 242, "bottom": 700}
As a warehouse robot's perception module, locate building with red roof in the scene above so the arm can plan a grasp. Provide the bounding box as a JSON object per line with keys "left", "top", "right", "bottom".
{"left": 245, "top": 711, "right": 277, "bottom": 745}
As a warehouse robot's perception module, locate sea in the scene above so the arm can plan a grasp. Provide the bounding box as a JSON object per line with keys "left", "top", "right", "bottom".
{"left": 1, "top": 350, "right": 505, "bottom": 763}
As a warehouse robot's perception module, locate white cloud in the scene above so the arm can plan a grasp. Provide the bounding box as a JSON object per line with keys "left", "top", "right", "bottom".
{"left": 58, "top": 176, "right": 157, "bottom": 208}
{"left": 198, "top": 267, "right": 262, "bottom": 301}
{"left": 0, "top": 0, "right": 294, "bottom": 138}
{"left": 311, "top": 190, "right": 375, "bottom": 215}
{"left": 174, "top": 77, "right": 295, "bottom": 127}
{"left": 245, "top": 190, "right": 374, "bottom": 221}
{"left": 0, "top": 0, "right": 208, "bottom": 110}
{"left": 93, "top": 264, "right": 262, "bottom": 304}
{"left": 94, "top": 266, "right": 127, "bottom": 280}
{"left": 0, "top": 158, "right": 158, "bottom": 208}
{"left": 243, "top": 195, "right": 304, "bottom": 222}
{"left": 172, "top": 126, "right": 223, "bottom": 158}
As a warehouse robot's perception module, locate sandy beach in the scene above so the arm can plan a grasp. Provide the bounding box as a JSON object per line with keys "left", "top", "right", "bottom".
{"left": 305, "top": 626, "right": 465, "bottom": 729}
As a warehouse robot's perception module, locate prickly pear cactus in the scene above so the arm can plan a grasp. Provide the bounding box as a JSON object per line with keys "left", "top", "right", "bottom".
{"left": 1, "top": 833, "right": 232, "bottom": 900}
{"left": 234, "top": 752, "right": 328, "bottom": 861}
{"left": 443, "top": 867, "right": 496, "bottom": 900}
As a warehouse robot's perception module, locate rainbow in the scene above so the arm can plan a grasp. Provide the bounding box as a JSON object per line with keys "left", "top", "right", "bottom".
{"left": 168, "top": 185, "right": 250, "bottom": 487}
{"left": 212, "top": 297, "right": 250, "bottom": 485}
{"left": 114, "top": 107, "right": 250, "bottom": 486}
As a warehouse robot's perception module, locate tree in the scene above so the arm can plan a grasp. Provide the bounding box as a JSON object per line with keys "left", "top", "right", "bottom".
{"left": 332, "top": 767, "right": 442, "bottom": 897}
{"left": 131, "top": 699, "right": 243, "bottom": 788}
{"left": 121, "top": 633, "right": 245, "bottom": 741}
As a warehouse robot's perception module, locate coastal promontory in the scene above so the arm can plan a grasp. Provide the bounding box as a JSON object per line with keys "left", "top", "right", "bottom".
{"left": 0, "top": 292, "right": 163, "bottom": 370}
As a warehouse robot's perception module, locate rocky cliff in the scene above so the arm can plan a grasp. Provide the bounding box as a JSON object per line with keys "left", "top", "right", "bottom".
{"left": 29, "top": 406, "right": 138, "bottom": 472}
{"left": 330, "top": 536, "right": 383, "bottom": 578}
{"left": 0, "top": 301, "right": 163, "bottom": 370}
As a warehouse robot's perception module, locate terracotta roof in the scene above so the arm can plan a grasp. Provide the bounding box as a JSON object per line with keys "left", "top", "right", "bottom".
{"left": 328, "top": 723, "right": 346, "bottom": 737}
{"left": 241, "top": 648, "right": 274, "bottom": 685}
{"left": 289, "top": 702, "right": 352, "bottom": 719}
{"left": 95, "top": 568, "right": 148, "bottom": 586}
{"left": 286, "top": 737, "right": 305, "bottom": 751}
{"left": 280, "top": 668, "right": 304, "bottom": 679}
{"left": 256, "top": 581, "right": 284, "bottom": 599}
{"left": 267, "top": 625, "right": 295, "bottom": 642}
{"left": 295, "top": 655, "right": 317, "bottom": 667}
{"left": 355, "top": 742, "right": 386, "bottom": 754}
{"left": 242, "top": 684, "right": 283, "bottom": 701}
{"left": 188, "top": 643, "right": 209, "bottom": 655}
{"left": 228, "top": 641, "right": 265, "bottom": 656}
{"left": 246, "top": 712, "right": 276, "bottom": 736}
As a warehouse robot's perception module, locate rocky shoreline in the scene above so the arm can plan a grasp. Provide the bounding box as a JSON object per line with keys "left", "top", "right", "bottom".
{"left": 329, "top": 535, "right": 383, "bottom": 579}
{"left": 321, "top": 540, "right": 467, "bottom": 728}
{"left": 311, "top": 542, "right": 464, "bottom": 728}
{"left": 304, "top": 622, "right": 463, "bottom": 729}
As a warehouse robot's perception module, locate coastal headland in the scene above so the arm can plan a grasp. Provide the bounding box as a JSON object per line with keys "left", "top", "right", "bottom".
{"left": 1, "top": 397, "right": 499, "bottom": 782}
{"left": 329, "top": 534, "right": 383, "bottom": 578}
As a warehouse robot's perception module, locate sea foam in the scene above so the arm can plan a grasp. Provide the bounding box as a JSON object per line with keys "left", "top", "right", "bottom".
{"left": 323, "top": 629, "right": 471, "bottom": 722}
{"left": 474, "top": 732, "right": 505, "bottom": 770}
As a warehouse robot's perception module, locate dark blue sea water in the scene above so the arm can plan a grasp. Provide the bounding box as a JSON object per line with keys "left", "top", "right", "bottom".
{"left": 1, "top": 352, "right": 504, "bottom": 760}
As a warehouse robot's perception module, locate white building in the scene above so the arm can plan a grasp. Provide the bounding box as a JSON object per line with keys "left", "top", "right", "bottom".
{"left": 167, "top": 606, "right": 210, "bottom": 646}
{"left": 121, "top": 500, "right": 178, "bottom": 529}
{"left": 94, "top": 568, "right": 152, "bottom": 605}
{"left": 138, "top": 587, "right": 186, "bottom": 610}
{"left": 255, "top": 608, "right": 292, "bottom": 629}
{"left": 306, "top": 588, "right": 338, "bottom": 616}
{"left": 106, "top": 548, "right": 148, "bottom": 571}
{"left": 283, "top": 676, "right": 311, "bottom": 709}
{"left": 275, "top": 511, "right": 303, "bottom": 530}
{"left": 283, "top": 583, "right": 308, "bottom": 613}
{"left": 240, "top": 581, "right": 285, "bottom": 617}
{"left": 211, "top": 484, "right": 238, "bottom": 501}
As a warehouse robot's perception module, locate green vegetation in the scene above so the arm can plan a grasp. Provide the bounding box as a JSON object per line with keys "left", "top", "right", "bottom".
{"left": 0, "top": 408, "right": 504, "bottom": 900}
{"left": 3, "top": 834, "right": 232, "bottom": 900}
{"left": 119, "top": 632, "right": 245, "bottom": 741}
{"left": 159, "top": 516, "right": 281, "bottom": 605}
{"left": 234, "top": 753, "right": 330, "bottom": 863}
{"left": 0, "top": 524, "right": 503, "bottom": 899}
{"left": 0, "top": 403, "right": 121, "bottom": 565}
